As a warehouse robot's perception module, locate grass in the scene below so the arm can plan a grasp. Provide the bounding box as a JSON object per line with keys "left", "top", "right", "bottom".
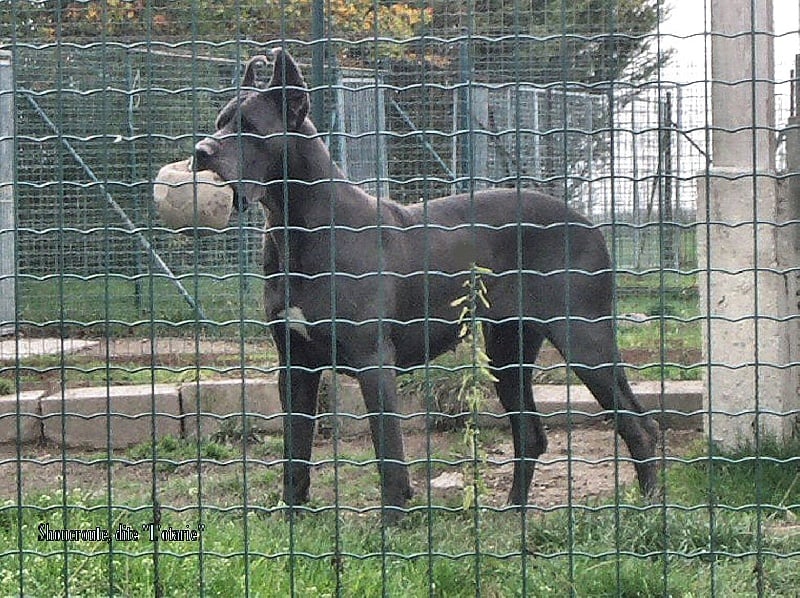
{"left": 7, "top": 353, "right": 273, "bottom": 391}
{"left": 15, "top": 272, "right": 698, "bottom": 344}
{"left": 669, "top": 436, "right": 800, "bottom": 510}
{"left": 11, "top": 357, "right": 231, "bottom": 387}
{"left": 17, "top": 274, "right": 265, "bottom": 337}
{"left": 4, "top": 271, "right": 701, "bottom": 395}
{"left": 0, "top": 435, "right": 796, "bottom": 596}
{"left": 125, "top": 435, "right": 238, "bottom": 472}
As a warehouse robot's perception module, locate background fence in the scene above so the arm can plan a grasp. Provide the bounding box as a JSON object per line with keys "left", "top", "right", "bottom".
{"left": 7, "top": 45, "right": 708, "bottom": 333}
{"left": 1, "top": 1, "right": 798, "bottom": 596}
{"left": 9, "top": 43, "right": 708, "bottom": 329}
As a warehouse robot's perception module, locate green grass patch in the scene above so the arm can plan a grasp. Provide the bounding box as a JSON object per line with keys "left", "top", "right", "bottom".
{"left": 616, "top": 271, "right": 700, "bottom": 356}
{"left": 3, "top": 359, "right": 243, "bottom": 395}
{"left": 0, "top": 434, "right": 797, "bottom": 596}
{"left": 668, "top": 436, "right": 800, "bottom": 511}
{"left": 125, "top": 435, "right": 237, "bottom": 473}
{"left": 16, "top": 360, "right": 224, "bottom": 387}
{"left": 18, "top": 274, "right": 265, "bottom": 337}
{"left": 2, "top": 343, "right": 279, "bottom": 395}
{"left": 17, "top": 272, "right": 699, "bottom": 345}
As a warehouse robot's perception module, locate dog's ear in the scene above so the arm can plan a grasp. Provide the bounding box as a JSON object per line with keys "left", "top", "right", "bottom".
{"left": 267, "top": 49, "right": 310, "bottom": 130}
{"left": 242, "top": 55, "right": 269, "bottom": 89}
{"left": 268, "top": 48, "right": 306, "bottom": 91}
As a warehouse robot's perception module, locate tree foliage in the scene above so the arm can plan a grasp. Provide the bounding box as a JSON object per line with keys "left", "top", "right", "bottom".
{"left": 3, "top": 0, "right": 665, "bottom": 83}
{"left": 428, "top": 0, "right": 666, "bottom": 84}
{"left": 1, "top": 0, "right": 431, "bottom": 43}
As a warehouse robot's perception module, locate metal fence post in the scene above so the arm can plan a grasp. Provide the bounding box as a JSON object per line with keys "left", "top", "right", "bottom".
{"left": 456, "top": 30, "right": 472, "bottom": 193}
{"left": 0, "top": 50, "right": 15, "bottom": 336}
{"left": 311, "top": 0, "right": 326, "bottom": 129}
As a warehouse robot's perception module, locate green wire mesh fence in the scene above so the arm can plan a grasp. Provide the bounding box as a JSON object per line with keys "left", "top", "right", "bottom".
{"left": 1, "top": 1, "right": 798, "bottom": 596}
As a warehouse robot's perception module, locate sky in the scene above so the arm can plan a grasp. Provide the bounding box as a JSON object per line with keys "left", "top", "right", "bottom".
{"left": 662, "top": 0, "right": 799, "bottom": 84}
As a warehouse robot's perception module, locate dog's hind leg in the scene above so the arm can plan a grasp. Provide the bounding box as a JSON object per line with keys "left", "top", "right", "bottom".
{"left": 545, "top": 319, "right": 660, "bottom": 498}
{"left": 485, "top": 323, "right": 548, "bottom": 506}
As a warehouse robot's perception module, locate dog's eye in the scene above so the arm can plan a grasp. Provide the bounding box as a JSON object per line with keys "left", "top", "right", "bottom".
{"left": 239, "top": 117, "right": 255, "bottom": 133}
{"left": 238, "top": 116, "right": 262, "bottom": 136}
{"left": 215, "top": 106, "right": 234, "bottom": 131}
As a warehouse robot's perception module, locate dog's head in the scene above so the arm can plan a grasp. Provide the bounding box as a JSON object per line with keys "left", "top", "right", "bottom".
{"left": 193, "top": 49, "right": 311, "bottom": 210}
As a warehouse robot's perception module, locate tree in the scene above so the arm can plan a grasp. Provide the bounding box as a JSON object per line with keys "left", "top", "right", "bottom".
{"left": 426, "top": 0, "right": 667, "bottom": 85}
{"left": 3, "top": 1, "right": 664, "bottom": 84}
{"left": 1, "top": 0, "right": 431, "bottom": 45}
{"left": 3, "top": 0, "right": 669, "bottom": 207}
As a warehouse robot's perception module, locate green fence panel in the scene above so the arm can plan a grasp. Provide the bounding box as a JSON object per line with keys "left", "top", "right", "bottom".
{"left": 0, "top": 1, "right": 797, "bottom": 597}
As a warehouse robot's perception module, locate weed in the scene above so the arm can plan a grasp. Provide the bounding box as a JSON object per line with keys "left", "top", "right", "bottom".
{"left": 126, "top": 435, "right": 236, "bottom": 472}
{"left": 210, "top": 416, "right": 269, "bottom": 444}
{"left": 450, "top": 263, "right": 497, "bottom": 511}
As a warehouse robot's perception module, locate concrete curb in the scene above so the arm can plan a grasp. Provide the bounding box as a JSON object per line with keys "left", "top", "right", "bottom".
{"left": 0, "top": 378, "right": 703, "bottom": 449}
{"left": 39, "top": 384, "right": 181, "bottom": 450}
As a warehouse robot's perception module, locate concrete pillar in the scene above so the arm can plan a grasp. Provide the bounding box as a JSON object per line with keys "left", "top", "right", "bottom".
{"left": 698, "top": 0, "right": 799, "bottom": 447}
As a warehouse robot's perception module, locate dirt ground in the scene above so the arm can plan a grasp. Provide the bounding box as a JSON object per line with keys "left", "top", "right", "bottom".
{"left": 2, "top": 335, "right": 702, "bottom": 508}
{"left": 0, "top": 427, "right": 701, "bottom": 509}
{"left": 409, "top": 426, "right": 700, "bottom": 508}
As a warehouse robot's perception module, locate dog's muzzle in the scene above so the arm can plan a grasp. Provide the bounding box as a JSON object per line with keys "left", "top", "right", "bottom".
{"left": 193, "top": 138, "right": 219, "bottom": 172}
{"left": 193, "top": 137, "right": 248, "bottom": 212}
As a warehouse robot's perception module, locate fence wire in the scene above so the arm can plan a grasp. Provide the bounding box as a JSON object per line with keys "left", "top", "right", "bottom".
{"left": 1, "top": 1, "right": 799, "bottom": 596}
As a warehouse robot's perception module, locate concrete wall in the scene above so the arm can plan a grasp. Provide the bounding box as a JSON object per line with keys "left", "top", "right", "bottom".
{"left": 0, "top": 378, "right": 704, "bottom": 449}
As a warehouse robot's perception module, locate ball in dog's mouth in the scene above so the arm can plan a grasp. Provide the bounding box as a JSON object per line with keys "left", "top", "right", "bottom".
{"left": 153, "top": 158, "right": 233, "bottom": 234}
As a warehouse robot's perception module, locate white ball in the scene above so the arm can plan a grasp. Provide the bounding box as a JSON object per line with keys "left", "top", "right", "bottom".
{"left": 153, "top": 159, "right": 233, "bottom": 234}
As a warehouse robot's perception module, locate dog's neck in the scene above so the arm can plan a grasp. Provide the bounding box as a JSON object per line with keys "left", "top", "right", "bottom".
{"left": 262, "top": 119, "right": 354, "bottom": 227}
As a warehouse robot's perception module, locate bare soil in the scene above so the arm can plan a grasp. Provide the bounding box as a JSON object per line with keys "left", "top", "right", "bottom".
{"left": 0, "top": 428, "right": 701, "bottom": 510}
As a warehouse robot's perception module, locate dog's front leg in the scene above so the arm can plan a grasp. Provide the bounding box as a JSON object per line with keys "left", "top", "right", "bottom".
{"left": 356, "top": 344, "right": 413, "bottom": 523}
{"left": 279, "top": 367, "right": 321, "bottom": 510}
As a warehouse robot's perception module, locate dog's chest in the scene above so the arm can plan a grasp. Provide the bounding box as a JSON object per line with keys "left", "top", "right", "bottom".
{"left": 262, "top": 231, "right": 288, "bottom": 318}
{"left": 261, "top": 228, "right": 330, "bottom": 327}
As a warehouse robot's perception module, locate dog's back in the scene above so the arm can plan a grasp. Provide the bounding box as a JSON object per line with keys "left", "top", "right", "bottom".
{"left": 402, "top": 188, "right": 609, "bottom": 268}
{"left": 396, "top": 188, "right": 612, "bottom": 304}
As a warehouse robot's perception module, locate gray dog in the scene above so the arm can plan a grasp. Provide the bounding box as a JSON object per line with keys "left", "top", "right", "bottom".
{"left": 194, "top": 49, "right": 659, "bottom": 521}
